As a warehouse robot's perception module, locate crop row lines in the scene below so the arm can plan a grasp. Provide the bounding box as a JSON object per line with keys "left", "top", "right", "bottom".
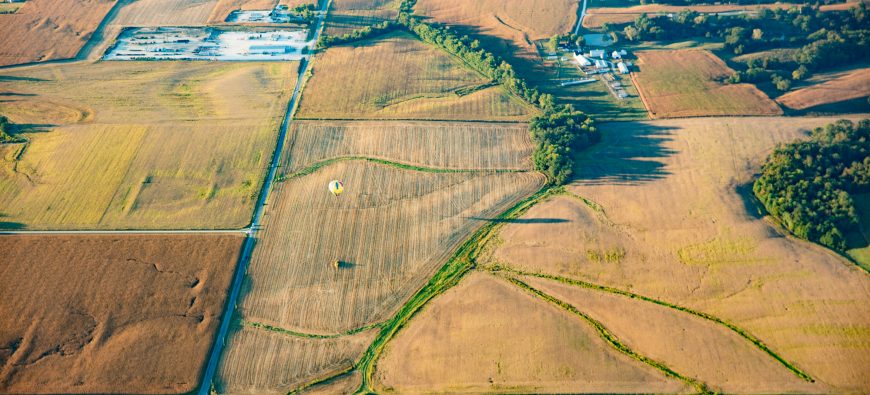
{"left": 242, "top": 319, "right": 382, "bottom": 340}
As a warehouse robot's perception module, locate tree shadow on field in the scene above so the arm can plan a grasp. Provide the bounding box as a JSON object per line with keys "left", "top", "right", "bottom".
{"left": 465, "top": 216, "right": 569, "bottom": 224}
{"left": 736, "top": 182, "right": 766, "bottom": 220}
{"left": 0, "top": 76, "right": 47, "bottom": 82}
{"left": 0, "top": 213, "right": 26, "bottom": 230}
{"left": 571, "top": 123, "right": 677, "bottom": 186}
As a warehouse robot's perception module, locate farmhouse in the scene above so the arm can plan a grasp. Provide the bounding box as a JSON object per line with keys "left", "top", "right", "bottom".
{"left": 611, "top": 50, "right": 622, "bottom": 59}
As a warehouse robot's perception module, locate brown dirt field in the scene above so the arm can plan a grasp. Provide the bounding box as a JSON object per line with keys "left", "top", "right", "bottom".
{"left": 521, "top": 275, "right": 823, "bottom": 393}
{"left": 583, "top": 3, "right": 796, "bottom": 28}
{"left": 376, "top": 272, "right": 688, "bottom": 393}
{"left": 777, "top": 68, "right": 870, "bottom": 111}
{"left": 113, "top": 0, "right": 219, "bottom": 26}
{"left": 283, "top": 120, "right": 534, "bottom": 172}
{"left": 298, "top": 31, "right": 532, "bottom": 121}
{"left": 0, "top": 0, "right": 117, "bottom": 66}
{"left": 216, "top": 326, "right": 375, "bottom": 395}
{"left": 633, "top": 50, "right": 783, "bottom": 118}
{"left": 489, "top": 116, "right": 870, "bottom": 392}
{"left": 0, "top": 233, "right": 244, "bottom": 393}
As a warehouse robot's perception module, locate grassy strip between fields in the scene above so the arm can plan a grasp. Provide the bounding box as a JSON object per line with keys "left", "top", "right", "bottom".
{"left": 502, "top": 276, "right": 708, "bottom": 394}
{"left": 492, "top": 266, "right": 815, "bottom": 383}
{"left": 347, "top": 186, "right": 566, "bottom": 393}
{"left": 243, "top": 319, "right": 381, "bottom": 339}
{"left": 279, "top": 156, "right": 527, "bottom": 182}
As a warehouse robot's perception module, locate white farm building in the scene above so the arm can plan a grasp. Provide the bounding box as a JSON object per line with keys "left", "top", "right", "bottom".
{"left": 617, "top": 62, "right": 630, "bottom": 74}
{"left": 574, "top": 52, "right": 592, "bottom": 66}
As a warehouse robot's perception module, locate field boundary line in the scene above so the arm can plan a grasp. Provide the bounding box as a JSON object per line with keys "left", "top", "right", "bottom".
{"left": 282, "top": 156, "right": 528, "bottom": 181}
{"left": 0, "top": 229, "right": 247, "bottom": 235}
{"left": 351, "top": 186, "right": 562, "bottom": 393}
{"left": 491, "top": 266, "right": 815, "bottom": 382}
{"left": 243, "top": 319, "right": 381, "bottom": 339}
{"left": 292, "top": 116, "right": 530, "bottom": 124}
{"left": 500, "top": 275, "right": 707, "bottom": 393}
{"left": 196, "top": 0, "right": 333, "bottom": 393}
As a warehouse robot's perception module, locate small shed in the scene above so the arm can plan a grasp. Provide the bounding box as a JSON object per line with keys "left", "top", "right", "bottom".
{"left": 611, "top": 50, "right": 622, "bottom": 59}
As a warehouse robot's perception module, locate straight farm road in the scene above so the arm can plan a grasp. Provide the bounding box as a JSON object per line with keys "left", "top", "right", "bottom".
{"left": 196, "top": 0, "right": 333, "bottom": 393}
{"left": 574, "top": 0, "right": 588, "bottom": 35}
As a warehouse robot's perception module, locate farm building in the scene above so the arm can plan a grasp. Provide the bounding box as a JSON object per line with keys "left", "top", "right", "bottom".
{"left": 594, "top": 59, "right": 609, "bottom": 69}
{"left": 574, "top": 52, "right": 592, "bottom": 66}
{"left": 589, "top": 49, "right": 606, "bottom": 59}
{"left": 618, "top": 62, "right": 630, "bottom": 74}
{"left": 611, "top": 50, "right": 622, "bottom": 59}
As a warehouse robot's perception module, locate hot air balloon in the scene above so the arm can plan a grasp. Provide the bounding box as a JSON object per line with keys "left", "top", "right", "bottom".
{"left": 328, "top": 180, "right": 344, "bottom": 196}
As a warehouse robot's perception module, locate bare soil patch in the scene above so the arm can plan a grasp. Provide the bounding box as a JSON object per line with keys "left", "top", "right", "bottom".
{"left": 0, "top": 233, "right": 244, "bottom": 393}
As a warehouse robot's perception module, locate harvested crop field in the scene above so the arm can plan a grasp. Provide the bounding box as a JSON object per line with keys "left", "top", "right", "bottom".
{"left": 0, "top": 0, "right": 117, "bottom": 67}
{"left": 632, "top": 50, "right": 782, "bottom": 118}
{"left": 488, "top": 116, "right": 870, "bottom": 392}
{"left": 298, "top": 32, "right": 532, "bottom": 121}
{"left": 209, "top": 0, "right": 317, "bottom": 23}
{"left": 0, "top": 61, "right": 296, "bottom": 230}
{"left": 216, "top": 325, "right": 376, "bottom": 395}
{"left": 239, "top": 161, "right": 543, "bottom": 333}
{"left": 324, "top": 0, "right": 399, "bottom": 36}
{"left": 376, "top": 272, "right": 687, "bottom": 393}
{"left": 582, "top": 3, "right": 795, "bottom": 28}
{"left": 0, "top": 233, "right": 244, "bottom": 393}
{"left": 415, "top": 0, "right": 578, "bottom": 74}
{"left": 113, "top": 0, "right": 218, "bottom": 26}
{"left": 283, "top": 120, "right": 534, "bottom": 172}
{"left": 777, "top": 67, "right": 870, "bottom": 111}
{"left": 216, "top": 159, "right": 543, "bottom": 393}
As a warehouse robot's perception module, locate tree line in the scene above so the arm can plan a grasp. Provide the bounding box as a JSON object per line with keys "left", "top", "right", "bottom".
{"left": 753, "top": 119, "right": 869, "bottom": 251}
{"left": 0, "top": 116, "right": 21, "bottom": 144}
{"left": 619, "top": 3, "right": 868, "bottom": 90}
{"left": 319, "top": 0, "right": 600, "bottom": 185}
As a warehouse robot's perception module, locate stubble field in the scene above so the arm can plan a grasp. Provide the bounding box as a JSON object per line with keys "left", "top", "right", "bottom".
{"left": 0, "top": 233, "right": 244, "bottom": 393}
{"left": 0, "top": 61, "right": 296, "bottom": 230}
{"left": 297, "top": 32, "right": 532, "bottom": 121}
{"left": 480, "top": 116, "right": 870, "bottom": 393}
{"left": 323, "top": 0, "right": 399, "bottom": 36}
{"left": 0, "top": 0, "right": 117, "bottom": 66}
{"left": 215, "top": 119, "right": 545, "bottom": 394}
{"left": 283, "top": 120, "right": 534, "bottom": 172}
{"left": 632, "top": 50, "right": 783, "bottom": 118}
{"left": 113, "top": 0, "right": 219, "bottom": 26}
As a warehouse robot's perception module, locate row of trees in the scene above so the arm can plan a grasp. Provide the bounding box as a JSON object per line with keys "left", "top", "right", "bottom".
{"left": 321, "top": 0, "right": 599, "bottom": 185}
{"left": 753, "top": 119, "right": 869, "bottom": 251}
{"left": 529, "top": 107, "right": 599, "bottom": 185}
{"left": 317, "top": 21, "right": 399, "bottom": 48}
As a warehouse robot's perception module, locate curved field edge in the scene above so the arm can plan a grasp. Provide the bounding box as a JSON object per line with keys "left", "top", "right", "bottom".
{"left": 286, "top": 185, "right": 816, "bottom": 393}
{"left": 486, "top": 189, "right": 815, "bottom": 383}
{"left": 499, "top": 276, "right": 706, "bottom": 393}
{"left": 351, "top": 186, "right": 565, "bottom": 393}
{"left": 279, "top": 155, "right": 529, "bottom": 181}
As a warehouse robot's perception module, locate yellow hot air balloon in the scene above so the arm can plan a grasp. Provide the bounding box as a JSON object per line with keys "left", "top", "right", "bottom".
{"left": 328, "top": 180, "right": 344, "bottom": 196}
